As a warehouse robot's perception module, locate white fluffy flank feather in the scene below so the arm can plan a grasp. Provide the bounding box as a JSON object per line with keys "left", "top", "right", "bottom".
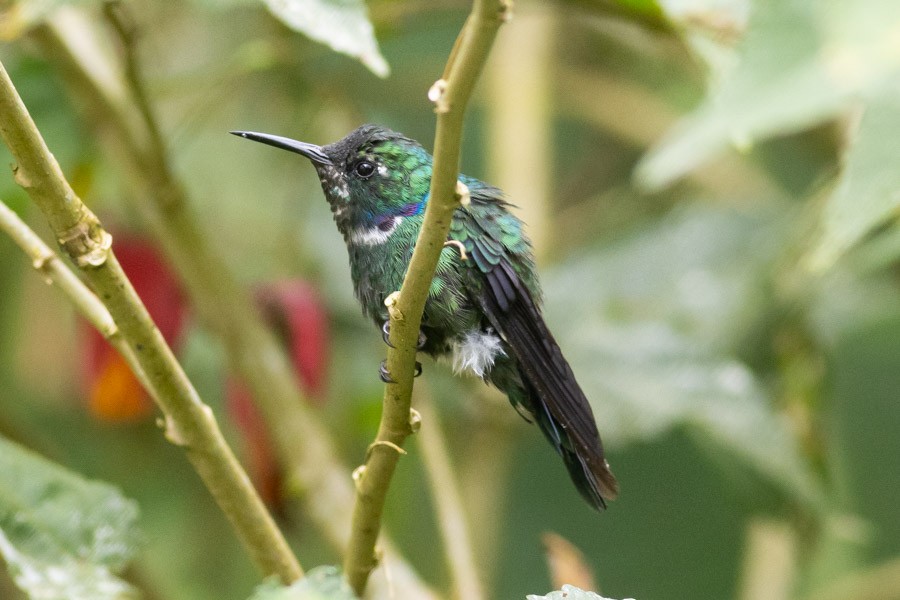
{"left": 452, "top": 330, "right": 505, "bottom": 378}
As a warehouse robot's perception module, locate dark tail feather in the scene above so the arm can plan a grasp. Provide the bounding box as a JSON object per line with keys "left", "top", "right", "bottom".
{"left": 527, "top": 379, "right": 618, "bottom": 511}
{"left": 562, "top": 445, "right": 610, "bottom": 510}
{"left": 477, "top": 259, "right": 619, "bottom": 510}
{"left": 491, "top": 358, "right": 618, "bottom": 511}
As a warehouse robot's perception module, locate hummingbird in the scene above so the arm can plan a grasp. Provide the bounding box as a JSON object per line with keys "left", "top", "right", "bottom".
{"left": 232, "top": 125, "right": 618, "bottom": 510}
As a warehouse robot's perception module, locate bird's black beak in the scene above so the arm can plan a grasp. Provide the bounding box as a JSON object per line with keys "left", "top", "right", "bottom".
{"left": 230, "top": 131, "right": 333, "bottom": 165}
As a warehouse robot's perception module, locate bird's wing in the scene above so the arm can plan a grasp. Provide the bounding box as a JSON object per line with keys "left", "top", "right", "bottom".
{"left": 450, "top": 192, "right": 619, "bottom": 507}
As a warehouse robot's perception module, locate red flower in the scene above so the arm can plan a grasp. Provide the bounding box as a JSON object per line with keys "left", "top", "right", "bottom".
{"left": 255, "top": 280, "right": 329, "bottom": 400}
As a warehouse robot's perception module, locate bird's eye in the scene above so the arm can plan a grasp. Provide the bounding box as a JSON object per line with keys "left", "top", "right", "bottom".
{"left": 355, "top": 161, "right": 376, "bottom": 178}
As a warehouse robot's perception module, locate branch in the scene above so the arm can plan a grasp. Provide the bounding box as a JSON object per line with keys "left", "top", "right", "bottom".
{"left": 343, "top": 0, "right": 510, "bottom": 594}
{"left": 0, "top": 202, "right": 122, "bottom": 363}
{"left": 29, "top": 12, "right": 437, "bottom": 598}
{"left": 485, "top": 2, "right": 553, "bottom": 261}
{"left": 0, "top": 58, "right": 303, "bottom": 583}
{"left": 0, "top": 198, "right": 166, "bottom": 411}
{"left": 102, "top": 1, "right": 167, "bottom": 164}
{"left": 416, "top": 391, "right": 484, "bottom": 600}
{"left": 458, "top": 390, "right": 518, "bottom": 591}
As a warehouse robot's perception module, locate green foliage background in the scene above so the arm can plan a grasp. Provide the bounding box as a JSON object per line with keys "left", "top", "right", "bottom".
{"left": 1, "top": 0, "right": 900, "bottom": 598}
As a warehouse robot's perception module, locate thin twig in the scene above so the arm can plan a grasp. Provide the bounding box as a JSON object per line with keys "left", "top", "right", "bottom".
{"left": 102, "top": 1, "right": 168, "bottom": 164}
{"left": 29, "top": 13, "right": 437, "bottom": 597}
{"left": 458, "top": 390, "right": 518, "bottom": 592}
{"left": 0, "top": 199, "right": 155, "bottom": 397}
{"left": 343, "top": 0, "right": 509, "bottom": 594}
{"left": 486, "top": 3, "right": 552, "bottom": 261}
{"left": 0, "top": 58, "right": 303, "bottom": 583}
{"left": 416, "top": 391, "right": 484, "bottom": 600}
{"left": 1, "top": 202, "right": 111, "bottom": 347}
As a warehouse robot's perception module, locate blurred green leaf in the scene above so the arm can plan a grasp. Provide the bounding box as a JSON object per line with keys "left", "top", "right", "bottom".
{"left": 806, "top": 77, "right": 900, "bottom": 270}
{"left": 658, "top": 0, "right": 747, "bottom": 21}
{"left": 0, "top": 435, "right": 140, "bottom": 600}
{"left": 527, "top": 584, "right": 633, "bottom": 600}
{"left": 249, "top": 566, "right": 356, "bottom": 600}
{"left": 806, "top": 241, "right": 900, "bottom": 350}
{"left": 261, "top": 0, "right": 389, "bottom": 77}
{"left": 656, "top": 0, "right": 749, "bottom": 81}
{"left": 636, "top": 0, "right": 900, "bottom": 190}
{"left": 544, "top": 205, "right": 822, "bottom": 506}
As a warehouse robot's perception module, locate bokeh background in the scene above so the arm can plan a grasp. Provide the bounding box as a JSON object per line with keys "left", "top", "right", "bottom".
{"left": 1, "top": 0, "right": 899, "bottom": 599}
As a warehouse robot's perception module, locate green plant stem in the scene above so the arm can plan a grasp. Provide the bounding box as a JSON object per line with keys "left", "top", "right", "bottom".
{"left": 0, "top": 199, "right": 163, "bottom": 407}
{"left": 0, "top": 201, "right": 138, "bottom": 379}
{"left": 29, "top": 14, "right": 437, "bottom": 597}
{"left": 0, "top": 58, "right": 303, "bottom": 583}
{"left": 102, "top": 1, "right": 168, "bottom": 166}
{"left": 459, "top": 390, "right": 517, "bottom": 592}
{"left": 416, "top": 391, "right": 484, "bottom": 600}
{"left": 486, "top": 2, "right": 553, "bottom": 262}
{"left": 342, "top": 0, "right": 509, "bottom": 594}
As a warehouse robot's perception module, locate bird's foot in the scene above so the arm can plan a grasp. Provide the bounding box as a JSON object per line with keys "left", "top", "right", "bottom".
{"left": 381, "top": 321, "right": 427, "bottom": 349}
{"left": 379, "top": 359, "right": 423, "bottom": 383}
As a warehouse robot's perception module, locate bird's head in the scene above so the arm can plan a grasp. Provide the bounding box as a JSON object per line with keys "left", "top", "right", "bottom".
{"left": 232, "top": 125, "right": 433, "bottom": 245}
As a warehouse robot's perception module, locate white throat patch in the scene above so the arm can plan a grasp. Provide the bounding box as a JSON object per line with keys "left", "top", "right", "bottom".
{"left": 452, "top": 330, "right": 506, "bottom": 378}
{"left": 349, "top": 218, "right": 400, "bottom": 246}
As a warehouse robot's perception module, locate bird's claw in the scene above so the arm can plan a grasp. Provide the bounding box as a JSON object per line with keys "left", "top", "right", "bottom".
{"left": 379, "top": 359, "right": 423, "bottom": 383}
{"left": 379, "top": 360, "right": 395, "bottom": 383}
{"left": 381, "top": 321, "right": 394, "bottom": 348}
{"left": 381, "top": 320, "right": 427, "bottom": 350}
